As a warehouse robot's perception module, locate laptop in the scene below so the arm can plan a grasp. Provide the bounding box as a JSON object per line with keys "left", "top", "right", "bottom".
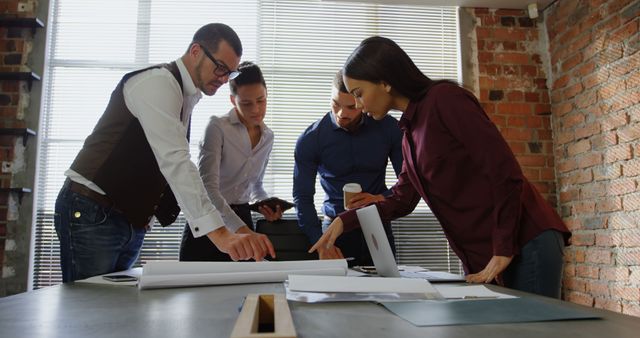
{"left": 356, "top": 205, "right": 466, "bottom": 282}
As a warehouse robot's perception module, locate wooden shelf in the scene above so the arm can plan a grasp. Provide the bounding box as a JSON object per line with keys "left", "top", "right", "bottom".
{"left": 0, "top": 128, "right": 36, "bottom": 146}
{"left": 0, "top": 187, "right": 32, "bottom": 203}
{"left": 0, "top": 72, "right": 41, "bottom": 90}
{"left": 0, "top": 17, "right": 44, "bottom": 34}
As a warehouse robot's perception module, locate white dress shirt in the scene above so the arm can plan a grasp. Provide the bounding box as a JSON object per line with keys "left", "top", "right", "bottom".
{"left": 198, "top": 108, "right": 274, "bottom": 232}
{"left": 66, "top": 58, "right": 224, "bottom": 238}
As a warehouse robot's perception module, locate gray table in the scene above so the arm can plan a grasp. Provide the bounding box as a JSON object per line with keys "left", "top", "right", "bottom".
{"left": 0, "top": 282, "right": 638, "bottom": 338}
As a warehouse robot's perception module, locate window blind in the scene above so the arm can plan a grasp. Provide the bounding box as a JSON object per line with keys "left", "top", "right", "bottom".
{"left": 33, "top": 0, "right": 461, "bottom": 288}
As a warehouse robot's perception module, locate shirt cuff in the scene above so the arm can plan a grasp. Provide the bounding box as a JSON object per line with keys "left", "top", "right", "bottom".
{"left": 189, "top": 211, "right": 225, "bottom": 238}
{"left": 224, "top": 214, "right": 247, "bottom": 233}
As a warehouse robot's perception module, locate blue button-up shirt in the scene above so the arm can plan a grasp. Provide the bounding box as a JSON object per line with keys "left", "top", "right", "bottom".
{"left": 293, "top": 112, "right": 403, "bottom": 242}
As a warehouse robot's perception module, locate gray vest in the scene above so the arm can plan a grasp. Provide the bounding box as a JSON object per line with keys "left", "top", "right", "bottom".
{"left": 70, "top": 62, "right": 186, "bottom": 227}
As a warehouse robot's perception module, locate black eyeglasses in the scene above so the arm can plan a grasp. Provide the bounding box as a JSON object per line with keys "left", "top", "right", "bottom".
{"left": 198, "top": 44, "right": 241, "bottom": 80}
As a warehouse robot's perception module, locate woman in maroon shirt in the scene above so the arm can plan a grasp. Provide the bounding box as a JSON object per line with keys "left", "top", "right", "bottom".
{"left": 310, "top": 36, "right": 571, "bottom": 298}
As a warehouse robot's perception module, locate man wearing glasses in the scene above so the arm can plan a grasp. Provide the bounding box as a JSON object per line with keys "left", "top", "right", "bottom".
{"left": 54, "top": 23, "right": 275, "bottom": 283}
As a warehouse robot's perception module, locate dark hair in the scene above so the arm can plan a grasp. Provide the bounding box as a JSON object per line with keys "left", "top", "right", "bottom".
{"left": 333, "top": 69, "right": 348, "bottom": 93}
{"left": 229, "top": 61, "right": 267, "bottom": 95}
{"left": 188, "top": 23, "right": 242, "bottom": 57}
{"left": 343, "top": 36, "right": 452, "bottom": 101}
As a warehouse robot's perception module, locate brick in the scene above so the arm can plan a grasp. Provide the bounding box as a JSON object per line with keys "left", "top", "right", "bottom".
{"left": 622, "top": 229, "right": 640, "bottom": 247}
{"left": 575, "top": 122, "right": 601, "bottom": 139}
{"left": 574, "top": 200, "right": 596, "bottom": 214}
{"left": 595, "top": 232, "right": 623, "bottom": 247}
{"left": 495, "top": 52, "right": 530, "bottom": 65}
{"left": 575, "top": 90, "right": 598, "bottom": 109}
{"left": 560, "top": 188, "right": 579, "bottom": 203}
{"left": 623, "top": 192, "right": 640, "bottom": 210}
{"left": 572, "top": 233, "right": 596, "bottom": 246}
{"left": 506, "top": 90, "right": 523, "bottom": 101}
{"left": 553, "top": 101, "right": 574, "bottom": 116}
{"left": 567, "top": 139, "right": 591, "bottom": 156}
{"left": 610, "top": 178, "right": 637, "bottom": 195}
{"left": 524, "top": 91, "right": 539, "bottom": 102}
{"left": 604, "top": 144, "right": 632, "bottom": 163}
{"left": 577, "top": 152, "right": 602, "bottom": 168}
{"left": 556, "top": 130, "right": 575, "bottom": 144}
{"left": 599, "top": 78, "right": 627, "bottom": 100}
{"left": 623, "top": 159, "right": 640, "bottom": 177}
{"left": 622, "top": 303, "right": 640, "bottom": 317}
{"left": 595, "top": 298, "right": 622, "bottom": 312}
{"left": 553, "top": 74, "right": 570, "bottom": 89}
{"left": 583, "top": 216, "right": 606, "bottom": 230}
{"left": 618, "top": 123, "right": 640, "bottom": 143}
{"left": 591, "top": 132, "right": 618, "bottom": 151}
{"left": 601, "top": 266, "right": 630, "bottom": 283}
{"left": 565, "top": 277, "right": 587, "bottom": 292}
{"left": 596, "top": 196, "right": 622, "bottom": 212}
{"left": 611, "top": 286, "right": 640, "bottom": 301}
{"left": 534, "top": 103, "right": 551, "bottom": 115}
{"left": 493, "top": 28, "right": 528, "bottom": 41}
{"left": 564, "top": 82, "right": 584, "bottom": 99}
{"left": 585, "top": 248, "right": 612, "bottom": 264}
{"left": 609, "top": 212, "right": 638, "bottom": 229}
{"left": 580, "top": 181, "right": 607, "bottom": 198}
{"left": 617, "top": 248, "right": 640, "bottom": 265}
{"left": 566, "top": 290, "right": 594, "bottom": 306}
{"left": 562, "top": 52, "right": 583, "bottom": 72}
{"left": 586, "top": 281, "right": 610, "bottom": 297}
{"left": 507, "top": 116, "right": 525, "bottom": 127}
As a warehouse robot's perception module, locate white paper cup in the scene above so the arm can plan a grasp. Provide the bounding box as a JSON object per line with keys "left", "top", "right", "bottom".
{"left": 343, "top": 183, "right": 362, "bottom": 209}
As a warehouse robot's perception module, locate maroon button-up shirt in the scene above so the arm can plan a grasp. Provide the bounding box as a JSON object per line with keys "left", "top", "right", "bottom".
{"left": 341, "top": 83, "right": 570, "bottom": 274}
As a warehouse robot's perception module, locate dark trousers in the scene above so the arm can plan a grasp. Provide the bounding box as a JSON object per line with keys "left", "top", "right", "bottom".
{"left": 179, "top": 203, "right": 253, "bottom": 261}
{"left": 503, "top": 229, "right": 565, "bottom": 299}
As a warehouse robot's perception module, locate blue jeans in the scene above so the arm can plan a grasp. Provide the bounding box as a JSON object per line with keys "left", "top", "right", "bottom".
{"left": 54, "top": 184, "right": 146, "bottom": 282}
{"left": 502, "top": 229, "right": 565, "bottom": 298}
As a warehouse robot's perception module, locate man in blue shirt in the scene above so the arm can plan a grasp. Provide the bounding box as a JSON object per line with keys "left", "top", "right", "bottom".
{"left": 293, "top": 70, "right": 403, "bottom": 266}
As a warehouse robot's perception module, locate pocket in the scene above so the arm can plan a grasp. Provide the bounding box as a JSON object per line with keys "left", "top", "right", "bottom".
{"left": 69, "top": 195, "right": 108, "bottom": 228}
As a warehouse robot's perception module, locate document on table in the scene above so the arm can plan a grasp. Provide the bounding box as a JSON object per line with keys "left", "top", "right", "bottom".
{"left": 434, "top": 284, "right": 517, "bottom": 299}
{"left": 285, "top": 275, "right": 443, "bottom": 302}
{"left": 138, "top": 259, "right": 348, "bottom": 290}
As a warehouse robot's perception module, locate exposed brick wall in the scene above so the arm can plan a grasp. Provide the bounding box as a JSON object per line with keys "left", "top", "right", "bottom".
{"left": 471, "top": 1, "right": 639, "bottom": 317}
{"left": 0, "top": 0, "right": 37, "bottom": 296}
{"left": 471, "top": 8, "right": 558, "bottom": 207}
{"left": 546, "top": 0, "right": 639, "bottom": 316}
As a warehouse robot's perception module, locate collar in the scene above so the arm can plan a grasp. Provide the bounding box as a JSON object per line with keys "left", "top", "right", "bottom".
{"left": 228, "top": 108, "right": 267, "bottom": 132}
{"left": 398, "top": 98, "right": 420, "bottom": 132}
{"left": 176, "top": 58, "right": 202, "bottom": 101}
{"left": 329, "top": 111, "right": 366, "bottom": 132}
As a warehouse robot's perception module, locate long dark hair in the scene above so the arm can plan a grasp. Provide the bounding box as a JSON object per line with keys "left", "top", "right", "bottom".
{"left": 343, "top": 36, "right": 451, "bottom": 101}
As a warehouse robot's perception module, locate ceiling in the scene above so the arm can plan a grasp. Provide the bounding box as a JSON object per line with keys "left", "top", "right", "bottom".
{"left": 323, "top": 0, "right": 556, "bottom": 11}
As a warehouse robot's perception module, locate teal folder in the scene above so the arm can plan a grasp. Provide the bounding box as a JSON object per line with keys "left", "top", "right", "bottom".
{"left": 381, "top": 297, "right": 600, "bottom": 326}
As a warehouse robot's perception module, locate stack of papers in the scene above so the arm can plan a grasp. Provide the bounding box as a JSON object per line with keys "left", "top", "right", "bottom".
{"left": 138, "top": 259, "right": 347, "bottom": 290}
{"left": 285, "top": 275, "right": 443, "bottom": 303}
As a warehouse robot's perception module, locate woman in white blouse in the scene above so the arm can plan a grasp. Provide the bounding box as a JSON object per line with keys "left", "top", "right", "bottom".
{"left": 180, "top": 61, "right": 283, "bottom": 261}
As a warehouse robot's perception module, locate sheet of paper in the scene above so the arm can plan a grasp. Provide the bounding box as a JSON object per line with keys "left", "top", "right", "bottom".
{"left": 400, "top": 270, "right": 466, "bottom": 282}
{"left": 433, "top": 284, "right": 517, "bottom": 299}
{"left": 288, "top": 275, "right": 441, "bottom": 295}
{"left": 143, "top": 259, "right": 346, "bottom": 275}
{"left": 138, "top": 259, "right": 348, "bottom": 290}
{"left": 76, "top": 267, "right": 142, "bottom": 286}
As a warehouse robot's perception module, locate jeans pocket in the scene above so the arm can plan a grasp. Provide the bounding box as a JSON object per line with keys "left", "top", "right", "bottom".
{"left": 69, "top": 195, "right": 108, "bottom": 229}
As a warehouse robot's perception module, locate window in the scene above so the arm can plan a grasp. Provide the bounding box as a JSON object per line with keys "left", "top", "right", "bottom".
{"left": 33, "top": 0, "right": 461, "bottom": 288}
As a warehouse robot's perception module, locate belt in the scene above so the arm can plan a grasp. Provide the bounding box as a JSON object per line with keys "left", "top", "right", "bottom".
{"left": 66, "top": 179, "right": 121, "bottom": 213}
